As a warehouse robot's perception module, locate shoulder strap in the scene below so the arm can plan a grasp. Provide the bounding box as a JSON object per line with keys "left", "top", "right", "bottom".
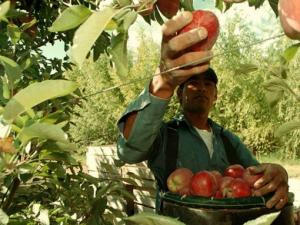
{"left": 162, "top": 123, "right": 239, "bottom": 191}
{"left": 220, "top": 127, "right": 240, "bottom": 165}
{"left": 162, "top": 121, "right": 179, "bottom": 191}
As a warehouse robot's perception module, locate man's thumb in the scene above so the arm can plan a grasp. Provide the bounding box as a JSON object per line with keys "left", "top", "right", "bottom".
{"left": 248, "top": 165, "right": 265, "bottom": 174}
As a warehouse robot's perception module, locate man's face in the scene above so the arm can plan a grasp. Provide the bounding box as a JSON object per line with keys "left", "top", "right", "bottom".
{"left": 179, "top": 74, "right": 217, "bottom": 114}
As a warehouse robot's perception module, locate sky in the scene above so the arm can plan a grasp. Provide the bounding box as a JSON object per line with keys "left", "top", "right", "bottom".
{"left": 41, "top": 0, "right": 281, "bottom": 59}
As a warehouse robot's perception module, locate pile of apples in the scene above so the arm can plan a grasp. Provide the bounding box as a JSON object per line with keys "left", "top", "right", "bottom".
{"left": 166, "top": 164, "right": 263, "bottom": 199}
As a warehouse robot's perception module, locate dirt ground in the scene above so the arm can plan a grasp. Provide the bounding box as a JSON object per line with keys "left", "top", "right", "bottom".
{"left": 283, "top": 163, "right": 300, "bottom": 208}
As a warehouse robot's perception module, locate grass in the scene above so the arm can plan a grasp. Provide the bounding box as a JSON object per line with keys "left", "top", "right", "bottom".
{"left": 258, "top": 153, "right": 300, "bottom": 178}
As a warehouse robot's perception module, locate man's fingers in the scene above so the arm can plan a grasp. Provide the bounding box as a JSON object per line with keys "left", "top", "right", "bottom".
{"left": 253, "top": 173, "right": 274, "bottom": 189}
{"left": 265, "top": 185, "right": 289, "bottom": 209}
{"left": 254, "top": 176, "right": 283, "bottom": 196}
{"left": 162, "top": 11, "right": 193, "bottom": 37}
{"left": 248, "top": 165, "right": 265, "bottom": 175}
{"left": 171, "top": 64, "right": 210, "bottom": 79}
{"left": 164, "top": 51, "right": 213, "bottom": 70}
{"left": 168, "top": 27, "right": 208, "bottom": 52}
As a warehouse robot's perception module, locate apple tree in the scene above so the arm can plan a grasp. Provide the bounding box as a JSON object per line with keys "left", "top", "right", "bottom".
{"left": 0, "top": 0, "right": 299, "bottom": 224}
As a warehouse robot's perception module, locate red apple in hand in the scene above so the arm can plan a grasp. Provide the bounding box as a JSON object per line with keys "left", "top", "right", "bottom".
{"left": 224, "top": 164, "right": 245, "bottom": 178}
{"left": 278, "top": 0, "right": 300, "bottom": 40}
{"left": 167, "top": 168, "right": 193, "bottom": 195}
{"left": 243, "top": 167, "right": 263, "bottom": 188}
{"left": 226, "top": 178, "right": 252, "bottom": 198}
{"left": 190, "top": 171, "right": 217, "bottom": 197}
{"left": 179, "top": 10, "right": 220, "bottom": 51}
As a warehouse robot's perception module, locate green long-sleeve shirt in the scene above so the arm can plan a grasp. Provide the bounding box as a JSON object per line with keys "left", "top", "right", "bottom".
{"left": 117, "top": 85, "right": 259, "bottom": 209}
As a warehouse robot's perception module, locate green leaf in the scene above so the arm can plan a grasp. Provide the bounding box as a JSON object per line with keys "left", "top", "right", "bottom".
{"left": 91, "top": 197, "right": 107, "bottom": 215}
{"left": 274, "top": 121, "right": 300, "bottom": 137}
{"left": 268, "top": 0, "right": 279, "bottom": 17}
{"left": 18, "top": 123, "right": 69, "bottom": 145}
{"left": 180, "top": 0, "right": 194, "bottom": 11}
{"left": 20, "top": 17, "right": 37, "bottom": 31}
{"left": 118, "top": 0, "right": 132, "bottom": 7}
{"left": 41, "top": 140, "right": 76, "bottom": 152}
{"left": 39, "top": 150, "right": 76, "bottom": 164}
{"left": 3, "top": 80, "right": 78, "bottom": 123}
{"left": 283, "top": 43, "right": 300, "bottom": 62}
{"left": 234, "top": 63, "right": 258, "bottom": 75}
{"left": 153, "top": 6, "right": 165, "bottom": 25}
{"left": 1, "top": 76, "right": 10, "bottom": 99}
{"left": 0, "top": 55, "right": 22, "bottom": 86}
{"left": 262, "top": 77, "right": 290, "bottom": 107}
{"left": 7, "top": 23, "right": 21, "bottom": 45}
{"left": 48, "top": 5, "right": 92, "bottom": 32}
{"left": 18, "top": 163, "right": 34, "bottom": 174}
{"left": 40, "top": 111, "right": 64, "bottom": 124}
{"left": 0, "top": 209, "right": 9, "bottom": 225}
{"left": 93, "top": 33, "right": 110, "bottom": 62}
{"left": 19, "top": 173, "right": 33, "bottom": 183}
{"left": 248, "top": 0, "right": 265, "bottom": 8}
{"left": 20, "top": 57, "right": 33, "bottom": 71}
{"left": 215, "top": 0, "right": 224, "bottom": 11}
{"left": 120, "top": 10, "right": 137, "bottom": 32}
{"left": 125, "top": 212, "right": 186, "bottom": 225}
{"left": 0, "top": 1, "right": 10, "bottom": 21}
{"left": 262, "top": 77, "right": 290, "bottom": 92}
{"left": 105, "top": 19, "right": 118, "bottom": 30}
{"left": 70, "top": 7, "right": 121, "bottom": 66}
{"left": 109, "top": 32, "right": 129, "bottom": 78}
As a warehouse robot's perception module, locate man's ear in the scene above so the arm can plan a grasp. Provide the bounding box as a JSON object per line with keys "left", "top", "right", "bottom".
{"left": 176, "top": 87, "right": 183, "bottom": 104}
{"left": 213, "top": 88, "right": 218, "bottom": 104}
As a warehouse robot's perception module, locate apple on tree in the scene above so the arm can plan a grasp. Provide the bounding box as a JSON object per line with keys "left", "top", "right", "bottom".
{"left": 156, "top": 0, "right": 179, "bottom": 19}
{"left": 278, "top": 0, "right": 300, "bottom": 40}
{"left": 167, "top": 167, "right": 193, "bottom": 195}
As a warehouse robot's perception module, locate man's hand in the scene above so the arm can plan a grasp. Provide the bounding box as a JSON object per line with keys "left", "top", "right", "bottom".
{"left": 248, "top": 163, "right": 289, "bottom": 209}
{"left": 150, "top": 11, "right": 213, "bottom": 99}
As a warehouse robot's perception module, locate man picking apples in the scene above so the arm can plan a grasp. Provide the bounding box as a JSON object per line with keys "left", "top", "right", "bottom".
{"left": 117, "top": 11, "right": 289, "bottom": 212}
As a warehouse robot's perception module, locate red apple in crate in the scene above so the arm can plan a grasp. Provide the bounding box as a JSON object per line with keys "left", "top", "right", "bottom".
{"left": 167, "top": 168, "right": 193, "bottom": 195}
{"left": 243, "top": 167, "right": 263, "bottom": 188}
{"left": 224, "top": 164, "right": 245, "bottom": 178}
{"left": 226, "top": 178, "right": 252, "bottom": 198}
{"left": 214, "top": 190, "right": 224, "bottom": 199}
{"left": 278, "top": 0, "right": 300, "bottom": 40}
{"left": 210, "top": 170, "right": 223, "bottom": 189}
{"left": 179, "top": 10, "right": 220, "bottom": 51}
{"left": 219, "top": 176, "right": 234, "bottom": 197}
{"left": 190, "top": 171, "right": 217, "bottom": 197}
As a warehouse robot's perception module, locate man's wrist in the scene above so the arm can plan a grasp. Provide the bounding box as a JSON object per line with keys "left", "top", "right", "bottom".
{"left": 150, "top": 69, "right": 175, "bottom": 99}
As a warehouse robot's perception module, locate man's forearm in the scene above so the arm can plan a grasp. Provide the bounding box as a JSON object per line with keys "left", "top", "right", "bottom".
{"left": 149, "top": 72, "right": 175, "bottom": 99}
{"left": 123, "top": 112, "right": 137, "bottom": 139}
{"left": 123, "top": 75, "right": 173, "bottom": 139}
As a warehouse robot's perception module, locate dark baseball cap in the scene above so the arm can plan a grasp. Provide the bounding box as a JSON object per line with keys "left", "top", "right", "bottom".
{"left": 179, "top": 68, "right": 218, "bottom": 89}
{"left": 203, "top": 68, "right": 218, "bottom": 84}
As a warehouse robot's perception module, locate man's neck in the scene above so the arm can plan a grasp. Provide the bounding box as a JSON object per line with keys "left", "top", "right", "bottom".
{"left": 184, "top": 112, "right": 210, "bottom": 131}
